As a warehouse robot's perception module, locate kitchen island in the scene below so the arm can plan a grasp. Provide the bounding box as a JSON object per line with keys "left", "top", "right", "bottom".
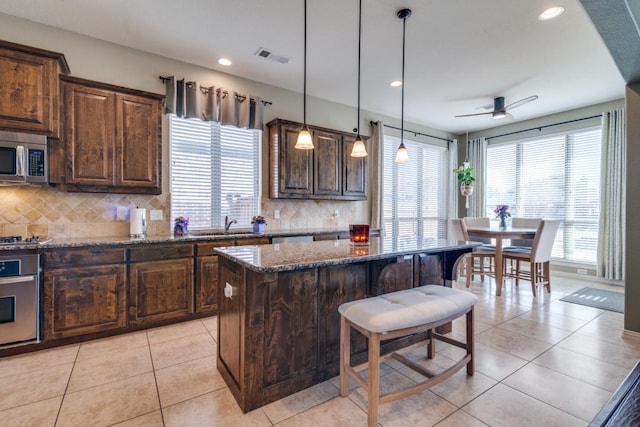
{"left": 215, "top": 236, "right": 479, "bottom": 412}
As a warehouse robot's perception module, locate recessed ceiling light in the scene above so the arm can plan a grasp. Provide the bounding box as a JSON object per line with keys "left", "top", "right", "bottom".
{"left": 390, "top": 80, "right": 402, "bottom": 87}
{"left": 538, "top": 6, "right": 564, "bottom": 20}
{"left": 218, "top": 58, "right": 232, "bottom": 66}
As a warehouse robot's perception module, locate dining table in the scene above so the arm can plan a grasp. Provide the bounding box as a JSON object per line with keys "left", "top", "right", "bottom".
{"left": 465, "top": 226, "right": 537, "bottom": 296}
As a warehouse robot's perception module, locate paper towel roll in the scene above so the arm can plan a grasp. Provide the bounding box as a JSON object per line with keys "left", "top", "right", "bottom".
{"left": 130, "top": 208, "right": 147, "bottom": 237}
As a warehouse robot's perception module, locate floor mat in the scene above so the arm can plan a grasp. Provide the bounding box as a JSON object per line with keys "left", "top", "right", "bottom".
{"left": 560, "top": 287, "right": 624, "bottom": 313}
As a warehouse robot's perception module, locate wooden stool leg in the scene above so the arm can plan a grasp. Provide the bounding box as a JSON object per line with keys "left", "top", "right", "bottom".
{"left": 339, "top": 316, "right": 350, "bottom": 397}
{"left": 368, "top": 332, "right": 381, "bottom": 427}
{"left": 466, "top": 308, "right": 474, "bottom": 375}
{"left": 427, "top": 329, "right": 435, "bottom": 359}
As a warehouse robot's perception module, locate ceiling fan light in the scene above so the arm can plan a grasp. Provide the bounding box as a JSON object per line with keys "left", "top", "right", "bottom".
{"left": 538, "top": 6, "right": 564, "bottom": 20}
{"left": 390, "top": 80, "right": 402, "bottom": 87}
{"left": 492, "top": 111, "right": 507, "bottom": 119}
{"left": 295, "top": 128, "right": 314, "bottom": 149}
{"left": 395, "top": 142, "right": 409, "bottom": 163}
{"left": 351, "top": 137, "right": 367, "bottom": 157}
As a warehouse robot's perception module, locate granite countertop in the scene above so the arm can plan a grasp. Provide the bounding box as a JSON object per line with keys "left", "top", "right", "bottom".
{"left": 0, "top": 227, "right": 358, "bottom": 250}
{"left": 215, "top": 237, "right": 481, "bottom": 273}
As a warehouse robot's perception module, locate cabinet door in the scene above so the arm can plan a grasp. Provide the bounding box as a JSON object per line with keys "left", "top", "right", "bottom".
{"left": 313, "top": 130, "right": 342, "bottom": 196}
{"left": 0, "top": 46, "right": 60, "bottom": 135}
{"left": 129, "top": 258, "right": 194, "bottom": 324}
{"left": 343, "top": 135, "right": 368, "bottom": 199}
{"left": 43, "top": 264, "right": 126, "bottom": 340}
{"left": 115, "top": 93, "right": 161, "bottom": 193}
{"left": 62, "top": 82, "right": 116, "bottom": 186}
{"left": 318, "top": 263, "right": 368, "bottom": 377}
{"left": 271, "top": 121, "right": 313, "bottom": 197}
{"left": 196, "top": 255, "right": 219, "bottom": 314}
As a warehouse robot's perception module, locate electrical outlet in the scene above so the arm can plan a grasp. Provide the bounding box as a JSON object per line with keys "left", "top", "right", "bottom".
{"left": 116, "top": 206, "right": 127, "bottom": 221}
{"left": 274, "top": 210, "right": 280, "bottom": 219}
{"left": 334, "top": 209, "right": 340, "bottom": 217}
{"left": 150, "top": 210, "right": 163, "bottom": 221}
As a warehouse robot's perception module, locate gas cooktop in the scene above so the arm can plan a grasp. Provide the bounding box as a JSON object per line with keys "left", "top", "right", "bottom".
{"left": 0, "top": 235, "right": 50, "bottom": 245}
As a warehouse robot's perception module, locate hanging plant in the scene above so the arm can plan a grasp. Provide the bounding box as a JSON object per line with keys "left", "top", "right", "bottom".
{"left": 453, "top": 165, "right": 475, "bottom": 195}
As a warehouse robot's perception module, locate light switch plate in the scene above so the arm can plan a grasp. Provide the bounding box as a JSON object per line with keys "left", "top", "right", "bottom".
{"left": 274, "top": 210, "right": 280, "bottom": 219}
{"left": 116, "top": 206, "right": 127, "bottom": 221}
{"left": 150, "top": 210, "right": 163, "bottom": 221}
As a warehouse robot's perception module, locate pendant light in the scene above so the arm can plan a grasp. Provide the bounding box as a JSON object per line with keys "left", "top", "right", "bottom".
{"left": 296, "top": 0, "right": 314, "bottom": 149}
{"left": 394, "top": 8, "right": 411, "bottom": 163}
{"left": 350, "top": 0, "right": 367, "bottom": 157}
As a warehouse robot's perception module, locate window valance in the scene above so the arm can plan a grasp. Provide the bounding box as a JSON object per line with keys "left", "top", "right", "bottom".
{"left": 160, "top": 75, "right": 270, "bottom": 130}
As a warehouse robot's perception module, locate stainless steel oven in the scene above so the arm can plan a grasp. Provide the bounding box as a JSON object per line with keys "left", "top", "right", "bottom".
{"left": 0, "top": 254, "right": 40, "bottom": 348}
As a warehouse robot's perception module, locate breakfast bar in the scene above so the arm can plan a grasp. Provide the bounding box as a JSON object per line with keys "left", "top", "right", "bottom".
{"left": 214, "top": 237, "right": 479, "bottom": 412}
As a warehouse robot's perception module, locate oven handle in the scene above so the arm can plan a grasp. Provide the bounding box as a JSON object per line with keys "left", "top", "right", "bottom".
{"left": 0, "top": 275, "right": 35, "bottom": 285}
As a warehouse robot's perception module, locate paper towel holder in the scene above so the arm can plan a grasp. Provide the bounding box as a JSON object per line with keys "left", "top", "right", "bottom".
{"left": 130, "top": 207, "right": 147, "bottom": 238}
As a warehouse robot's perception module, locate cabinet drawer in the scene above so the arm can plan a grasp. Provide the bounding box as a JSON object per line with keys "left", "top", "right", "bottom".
{"left": 195, "top": 240, "right": 235, "bottom": 257}
{"left": 43, "top": 246, "right": 126, "bottom": 268}
{"left": 129, "top": 243, "right": 194, "bottom": 262}
{"left": 235, "top": 237, "right": 270, "bottom": 246}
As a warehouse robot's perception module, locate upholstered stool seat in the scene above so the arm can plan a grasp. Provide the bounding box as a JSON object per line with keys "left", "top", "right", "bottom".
{"left": 339, "top": 285, "right": 478, "bottom": 427}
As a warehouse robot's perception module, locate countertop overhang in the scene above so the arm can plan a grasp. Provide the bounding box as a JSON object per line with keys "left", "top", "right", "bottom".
{"left": 215, "top": 237, "right": 481, "bottom": 273}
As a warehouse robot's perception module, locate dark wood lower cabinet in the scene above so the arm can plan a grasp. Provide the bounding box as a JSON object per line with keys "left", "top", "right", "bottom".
{"left": 43, "top": 264, "right": 127, "bottom": 340}
{"left": 217, "top": 247, "right": 466, "bottom": 412}
{"left": 129, "top": 258, "right": 194, "bottom": 325}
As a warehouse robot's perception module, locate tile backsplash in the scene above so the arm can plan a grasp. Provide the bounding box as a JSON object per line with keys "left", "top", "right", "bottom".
{"left": 0, "top": 187, "right": 367, "bottom": 238}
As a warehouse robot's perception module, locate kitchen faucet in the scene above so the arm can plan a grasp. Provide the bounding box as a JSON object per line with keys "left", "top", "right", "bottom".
{"left": 224, "top": 216, "right": 237, "bottom": 233}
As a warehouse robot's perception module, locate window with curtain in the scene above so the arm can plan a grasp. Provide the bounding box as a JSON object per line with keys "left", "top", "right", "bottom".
{"left": 169, "top": 115, "right": 261, "bottom": 229}
{"left": 486, "top": 127, "right": 601, "bottom": 264}
{"left": 383, "top": 134, "right": 448, "bottom": 247}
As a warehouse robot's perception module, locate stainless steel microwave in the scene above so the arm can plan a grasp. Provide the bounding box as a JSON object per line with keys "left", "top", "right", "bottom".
{"left": 0, "top": 131, "right": 48, "bottom": 185}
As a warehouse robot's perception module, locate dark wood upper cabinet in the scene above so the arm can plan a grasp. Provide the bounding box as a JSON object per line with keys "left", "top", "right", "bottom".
{"left": 0, "top": 40, "right": 70, "bottom": 136}
{"left": 58, "top": 75, "right": 162, "bottom": 194}
{"left": 268, "top": 118, "right": 367, "bottom": 200}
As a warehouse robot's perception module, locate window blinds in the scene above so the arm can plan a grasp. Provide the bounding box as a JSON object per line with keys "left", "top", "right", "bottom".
{"left": 170, "top": 116, "right": 261, "bottom": 229}
{"left": 383, "top": 134, "right": 448, "bottom": 244}
{"left": 486, "top": 128, "right": 601, "bottom": 264}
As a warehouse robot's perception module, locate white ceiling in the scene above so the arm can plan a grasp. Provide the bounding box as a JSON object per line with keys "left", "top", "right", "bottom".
{"left": 0, "top": 0, "right": 625, "bottom": 133}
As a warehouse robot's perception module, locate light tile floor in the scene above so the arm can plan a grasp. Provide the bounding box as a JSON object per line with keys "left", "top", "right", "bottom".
{"left": 1, "top": 275, "right": 638, "bottom": 426}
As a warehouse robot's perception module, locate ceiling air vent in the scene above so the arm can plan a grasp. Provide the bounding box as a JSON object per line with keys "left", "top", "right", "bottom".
{"left": 255, "top": 47, "right": 290, "bottom": 64}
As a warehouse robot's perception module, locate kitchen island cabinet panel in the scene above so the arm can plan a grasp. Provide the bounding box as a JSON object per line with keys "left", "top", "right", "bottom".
{"left": 43, "top": 264, "right": 126, "bottom": 340}
{"left": 215, "top": 238, "right": 478, "bottom": 412}
{"left": 129, "top": 258, "right": 194, "bottom": 325}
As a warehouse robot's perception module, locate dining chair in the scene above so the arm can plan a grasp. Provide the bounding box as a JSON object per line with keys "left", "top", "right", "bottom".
{"left": 449, "top": 219, "right": 496, "bottom": 287}
{"left": 502, "top": 219, "right": 561, "bottom": 297}
{"left": 462, "top": 217, "right": 494, "bottom": 246}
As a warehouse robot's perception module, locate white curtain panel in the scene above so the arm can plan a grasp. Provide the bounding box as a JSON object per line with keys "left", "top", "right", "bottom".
{"left": 369, "top": 121, "right": 384, "bottom": 232}
{"left": 598, "top": 108, "right": 626, "bottom": 281}
{"left": 468, "top": 137, "right": 487, "bottom": 218}
{"left": 448, "top": 139, "right": 459, "bottom": 219}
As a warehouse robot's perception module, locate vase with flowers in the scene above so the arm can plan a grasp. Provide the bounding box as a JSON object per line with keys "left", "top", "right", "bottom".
{"left": 174, "top": 216, "right": 189, "bottom": 236}
{"left": 494, "top": 205, "right": 510, "bottom": 230}
{"left": 251, "top": 215, "right": 267, "bottom": 233}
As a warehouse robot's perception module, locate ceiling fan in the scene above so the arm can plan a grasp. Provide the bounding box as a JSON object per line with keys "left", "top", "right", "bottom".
{"left": 455, "top": 95, "right": 539, "bottom": 120}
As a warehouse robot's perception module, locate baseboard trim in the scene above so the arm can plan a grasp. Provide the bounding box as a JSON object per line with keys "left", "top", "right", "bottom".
{"left": 622, "top": 329, "right": 640, "bottom": 342}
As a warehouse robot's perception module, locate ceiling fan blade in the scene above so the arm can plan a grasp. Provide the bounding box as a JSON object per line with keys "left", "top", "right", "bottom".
{"left": 505, "top": 95, "right": 538, "bottom": 111}
{"left": 455, "top": 111, "right": 493, "bottom": 118}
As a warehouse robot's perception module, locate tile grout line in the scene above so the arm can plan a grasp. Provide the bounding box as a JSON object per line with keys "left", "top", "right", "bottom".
{"left": 53, "top": 344, "right": 80, "bottom": 427}
{"left": 145, "top": 330, "right": 167, "bottom": 427}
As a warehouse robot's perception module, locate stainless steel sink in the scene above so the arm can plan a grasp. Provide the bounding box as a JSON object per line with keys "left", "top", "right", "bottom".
{"left": 189, "top": 229, "right": 255, "bottom": 237}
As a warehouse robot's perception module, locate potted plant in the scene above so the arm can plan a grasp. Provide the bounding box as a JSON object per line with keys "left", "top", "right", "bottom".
{"left": 453, "top": 165, "right": 475, "bottom": 196}
{"left": 251, "top": 215, "right": 267, "bottom": 233}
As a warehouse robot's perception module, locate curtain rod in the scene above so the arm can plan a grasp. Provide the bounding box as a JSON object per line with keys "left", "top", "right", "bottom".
{"left": 370, "top": 120, "right": 453, "bottom": 142}
{"left": 486, "top": 114, "right": 602, "bottom": 140}
{"left": 158, "top": 76, "right": 272, "bottom": 106}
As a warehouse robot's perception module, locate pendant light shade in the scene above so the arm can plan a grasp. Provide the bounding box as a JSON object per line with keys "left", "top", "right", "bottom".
{"left": 350, "top": 0, "right": 367, "bottom": 157}
{"left": 296, "top": 0, "right": 314, "bottom": 150}
{"left": 394, "top": 8, "right": 411, "bottom": 163}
